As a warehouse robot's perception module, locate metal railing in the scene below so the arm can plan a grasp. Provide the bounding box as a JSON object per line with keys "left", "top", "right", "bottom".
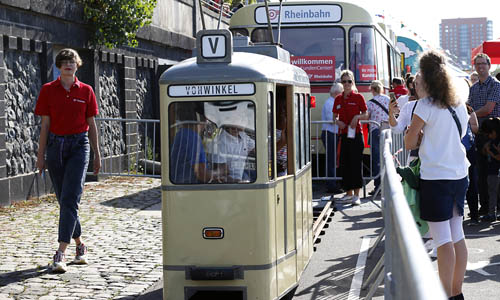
{"left": 374, "top": 129, "right": 446, "bottom": 300}
{"left": 90, "top": 118, "right": 161, "bottom": 178}
{"left": 201, "top": 0, "right": 234, "bottom": 18}
{"left": 310, "top": 120, "right": 411, "bottom": 193}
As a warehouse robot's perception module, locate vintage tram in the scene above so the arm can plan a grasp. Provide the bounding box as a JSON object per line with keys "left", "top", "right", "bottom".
{"left": 159, "top": 29, "right": 314, "bottom": 300}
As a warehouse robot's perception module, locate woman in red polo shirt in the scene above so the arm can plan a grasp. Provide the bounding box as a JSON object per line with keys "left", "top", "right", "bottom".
{"left": 34, "top": 48, "right": 101, "bottom": 273}
{"left": 332, "top": 70, "right": 369, "bottom": 205}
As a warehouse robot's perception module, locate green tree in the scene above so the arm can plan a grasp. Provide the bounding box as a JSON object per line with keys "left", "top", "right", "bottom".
{"left": 80, "top": 0, "right": 157, "bottom": 49}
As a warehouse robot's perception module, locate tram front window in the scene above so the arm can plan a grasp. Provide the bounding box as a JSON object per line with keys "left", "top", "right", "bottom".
{"left": 169, "top": 101, "right": 256, "bottom": 184}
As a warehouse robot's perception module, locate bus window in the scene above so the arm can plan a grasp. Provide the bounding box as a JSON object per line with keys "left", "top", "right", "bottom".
{"left": 230, "top": 28, "right": 249, "bottom": 37}
{"left": 169, "top": 101, "right": 256, "bottom": 184}
{"left": 268, "top": 92, "right": 275, "bottom": 180}
{"left": 387, "top": 45, "right": 394, "bottom": 80}
{"left": 305, "top": 94, "right": 310, "bottom": 164}
{"left": 375, "top": 31, "right": 389, "bottom": 87}
{"left": 349, "top": 27, "right": 376, "bottom": 82}
{"left": 252, "top": 27, "right": 345, "bottom": 82}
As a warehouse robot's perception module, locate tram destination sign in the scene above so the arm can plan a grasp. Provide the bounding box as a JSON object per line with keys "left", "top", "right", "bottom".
{"left": 168, "top": 83, "right": 255, "bottom": 97}
{"left": 255, "top": 4, "right": 342, "bottom": 24}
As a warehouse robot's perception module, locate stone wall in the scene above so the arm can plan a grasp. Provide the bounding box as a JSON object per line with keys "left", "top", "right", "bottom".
{"left": 0, "top": 0, "right": 230, "bottom": 206}
{"left": 4, "top": 50, "right": 41, "bottom": 177}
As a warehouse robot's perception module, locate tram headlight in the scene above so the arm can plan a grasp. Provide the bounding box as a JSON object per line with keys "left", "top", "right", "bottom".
{"left": 203, "top": 227, "right": 224, "bottom": 239}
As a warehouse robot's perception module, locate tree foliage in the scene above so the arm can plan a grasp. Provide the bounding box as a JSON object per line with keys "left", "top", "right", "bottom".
{"left": 80, "top": 0, "right": 157, "bottom": 49}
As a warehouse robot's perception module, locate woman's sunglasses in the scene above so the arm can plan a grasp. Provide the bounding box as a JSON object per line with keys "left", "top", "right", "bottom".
{"left": 341, "top": 80, "right": 353, "bottom": 84}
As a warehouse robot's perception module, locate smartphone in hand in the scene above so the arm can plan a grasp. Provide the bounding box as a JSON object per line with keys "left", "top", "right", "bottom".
{"left": 389, "top": 92, "right": 397, "bottom": 103}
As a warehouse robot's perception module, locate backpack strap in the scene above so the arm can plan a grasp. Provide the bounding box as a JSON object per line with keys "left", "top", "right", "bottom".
{"left": 410, "top": 100, "right": 418, "bottom": 120}
{"left": 447, "top": 106, "right": 462, "bottom": 137}
{"left": 369, "top": 98, "right": 389, "bottom": 115}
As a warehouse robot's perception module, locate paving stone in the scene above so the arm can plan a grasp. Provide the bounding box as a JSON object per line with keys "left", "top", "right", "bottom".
{"left": 0, "top": 177, "right": 162, "bottom": 300}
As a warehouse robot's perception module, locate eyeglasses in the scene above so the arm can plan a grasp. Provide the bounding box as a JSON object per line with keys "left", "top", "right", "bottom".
{"left": 61, "top": 60, "right": 76, "bottom": 65}
{"left": 341, "top": 80, "right": 353, "bottom": 84}
{"left": 475, "top": 62, "right": 489, "bottom": 66}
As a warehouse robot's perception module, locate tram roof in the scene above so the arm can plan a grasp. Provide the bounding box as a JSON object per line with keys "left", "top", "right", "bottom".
{"left": 159, "top": 51, "right": 310, "bottom": 87}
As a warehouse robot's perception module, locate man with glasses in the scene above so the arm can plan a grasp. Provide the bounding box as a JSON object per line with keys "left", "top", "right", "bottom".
{"left": 468, "top": 53, "right": 500, "bottom": 223}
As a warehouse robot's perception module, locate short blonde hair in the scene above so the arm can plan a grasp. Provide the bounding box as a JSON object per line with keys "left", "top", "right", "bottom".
{"left": 370, "top": 80, "right": 384, "bottom": 94}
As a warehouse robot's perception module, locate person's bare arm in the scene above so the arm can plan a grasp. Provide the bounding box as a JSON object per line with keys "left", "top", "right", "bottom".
{"left": 36, "top": 116, "right": 50, "bottom": 173}
{"left": 333, "top": 112, "right": 346, "bottom": 130}
{"left": 404, "top": 115, "right": 425, "bottom": 150}
{"left": 469, "top": 111, "right": 479, "bottom": 134}
{"left": 350, "top": 111, "right": 369, "bottom": 128}
{"left": 474, "top": 101, "right": 496, "bottom": 118}
{"left": 389, "top": 101, "right": 399, "bottom": 127}
{"left": 87, "top": 116, "right": 101, "bottom": 175}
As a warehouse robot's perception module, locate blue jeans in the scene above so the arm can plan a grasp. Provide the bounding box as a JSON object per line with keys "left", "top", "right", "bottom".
{"left": 46, "top": 132, "right": 90, "bottom": 244}
{"left": 370, "top": 129, "right": 381, "bottom": 189}
{"left": 321, "top": 130, "right": 339, "bottom": 190}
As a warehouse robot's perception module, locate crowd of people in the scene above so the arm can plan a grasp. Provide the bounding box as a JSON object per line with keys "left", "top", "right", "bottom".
{"left": 320, "top": 50, "right": 500, "bottom": 300}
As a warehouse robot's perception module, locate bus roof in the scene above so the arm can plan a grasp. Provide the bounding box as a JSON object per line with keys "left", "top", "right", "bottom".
{"left": 159, "top": 51, "right": 310, "bottom": 86}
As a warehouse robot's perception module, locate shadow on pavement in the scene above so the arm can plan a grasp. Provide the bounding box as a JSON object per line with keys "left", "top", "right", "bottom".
{"left": 0, "top": 266, "right": 50, "bottom": 287}
{"left": 98, "top": 187, "right": 161, "bottom": 210}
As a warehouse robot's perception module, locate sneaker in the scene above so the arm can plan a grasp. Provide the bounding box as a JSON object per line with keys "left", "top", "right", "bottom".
{"left": 50, "top": 251, "right": 67, "bottom": 273}
{"left": 423, "top": 239, "right": 434, "bottom": 251}
{"left": 428, "top": 247, "right": 437, "bottom": 258}
{"left": 480, "top": 214, "right": 496, "bottom": 223}
{"left": 336, "top": 194, "right": 353, "bottom": 204}
{"left": 468, "top": 218, "right": 480, "bottom": 226}
{"left": 73, "top": 243, "right": 88, "bottom": 265}
{"left": 351, "top": 196, "right": 361, "bottom": 206}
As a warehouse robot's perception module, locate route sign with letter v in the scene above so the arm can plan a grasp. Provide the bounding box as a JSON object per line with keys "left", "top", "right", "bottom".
{"left": 196, "top": 29, "right": 233, "bottom": 64}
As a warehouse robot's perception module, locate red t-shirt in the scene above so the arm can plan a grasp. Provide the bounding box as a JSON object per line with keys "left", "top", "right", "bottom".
{"left": 34, "top": 77, "right": 98, "bottom": 135}
{"left": 390, "top": 85, "right": 409, "bottom": 99}
{"left": 332, "top": 91, "right": 367, "bottom": 134}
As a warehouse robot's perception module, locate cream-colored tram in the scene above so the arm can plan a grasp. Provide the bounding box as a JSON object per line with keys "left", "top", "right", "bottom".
{"left": 159, "top": 29, "right": 313, "bottom": 300}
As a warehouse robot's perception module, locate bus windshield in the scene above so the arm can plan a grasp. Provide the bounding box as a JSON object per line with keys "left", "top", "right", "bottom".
{"left": 169, "top": 101, "right": 256, "bottom": 185}
{"left": 252, "top": 27, "right": 345, "bottom": 82}
{"left": 349, "top": 27, "right": 376, "bottom": 82}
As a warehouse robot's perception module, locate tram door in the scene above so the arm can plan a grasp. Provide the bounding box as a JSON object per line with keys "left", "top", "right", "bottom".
{"left": 274, "top": 85, "right": 298, "bottom": 294}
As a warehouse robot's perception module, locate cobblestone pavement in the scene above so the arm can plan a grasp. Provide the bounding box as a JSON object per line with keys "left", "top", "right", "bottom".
{"left": 0, "top": 177, "right": 163, "bottom": 300}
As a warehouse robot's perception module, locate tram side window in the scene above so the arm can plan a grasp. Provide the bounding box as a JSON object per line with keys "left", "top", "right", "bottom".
{"left": 294, "top": 93, "right": 300, "bottom": 171}
{"left": 276, "top": 90, "right": 288, "bottom": 177}
{"left": 169, "top": 101, "right": 256, "bottom": 184}
{"left": 268, "top": 92, "right": 275, "bottom": 180}
{"left": 349, "top": 27, "right": 376, "bottom": 82}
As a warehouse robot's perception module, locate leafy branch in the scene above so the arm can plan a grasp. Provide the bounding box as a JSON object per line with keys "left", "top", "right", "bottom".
{"left": 80, "top": 0, "right": 157, "bottom": 49}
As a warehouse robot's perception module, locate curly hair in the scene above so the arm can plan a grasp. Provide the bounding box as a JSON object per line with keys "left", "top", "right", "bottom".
{"left": 418, "top": 50, "right": 458, "bottom": 108}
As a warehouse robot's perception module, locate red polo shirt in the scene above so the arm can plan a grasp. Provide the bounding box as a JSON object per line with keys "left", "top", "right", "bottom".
{"left": 332, "top": 91, "right": 367, "bottom": 134}
{"left": 34, "top": 77, "right": 98, "bottom": 135}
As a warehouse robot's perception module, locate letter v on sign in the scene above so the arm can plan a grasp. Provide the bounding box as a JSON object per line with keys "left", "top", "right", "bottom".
{"left": 202, "top": 35, "right": 226, "bottom": 58}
